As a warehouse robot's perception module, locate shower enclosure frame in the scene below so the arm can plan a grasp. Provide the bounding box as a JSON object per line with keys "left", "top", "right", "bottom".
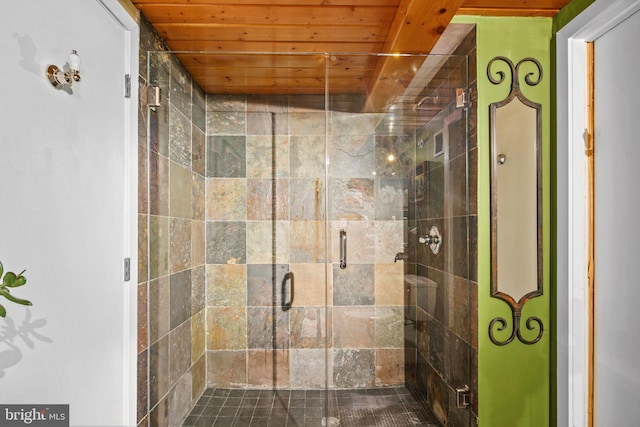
{"left": 141, "top": 45, "right": 476, "bottom": 426}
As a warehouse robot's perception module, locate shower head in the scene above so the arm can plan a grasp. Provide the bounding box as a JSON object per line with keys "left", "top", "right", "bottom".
{"left": 413, "top": 95, "right": 439, "bottom": 111}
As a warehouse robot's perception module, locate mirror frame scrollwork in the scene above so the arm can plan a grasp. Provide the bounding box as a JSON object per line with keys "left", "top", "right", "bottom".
{"left": 488, "top": 56, "right": 544, "bottom": 346}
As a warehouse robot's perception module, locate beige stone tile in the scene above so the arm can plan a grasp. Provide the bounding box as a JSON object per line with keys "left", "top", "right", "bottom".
{"left": 206, "top": 307, "right": 247, "bottom": 350}
{"left": 170, "top": 162, "right": 193, "bottom": 219}
{"left": 191, "top": 309, "right": 205, "bottom": 364}
{"left": 290, "top": 307, "right": 327, "bottom": 349}
{"left": 331, "top": 111, "right": 378, "bottom": 136}
{"left": 290, "top": 349, "right": 328, "bottom": 389}
{"left": 138, "top": 214, "right": 149, "bottom": 283}
{"left": 247, "top": 178, "right": 289, "bottom": 221}
{"left": 207, "top": 350, "right": 246, "bottom": 388}
{"left": 191, "top": 220, "right": 205, "bottom": 267}
{"left": 247, "top": 349, "right": 290, "bottom": 387}
{"left": 191, "top": 355, "right": 206, "bottom": 404}
{"left": 149, "top": 276, "right": 170, "bottom": 343}
{"left": 192, "top": 172, "right": 205, "bottom": 221}
{"left": 246, "top": 221, "right": 289, "bottom": 264}
{"left": 169, "top": 320, "right": 192, "bottom": 384}
{"left": 138, "top": 282, "right": 148, "bottom": 353}
{"left": 207, "top": 264, "right": 247, "bottom": 307}
{"left": 191, "top": 265, "right": 206, "bottom": 314}
{"left": 290, "top": 220, "right": 326, "bottom": 263}
{"left": 333, "top": 306, "right": 374, "bottom": 348}
{"left": 375, "top": 220, "right": 405, "bottom": 264}
{"left": 375, "top": 263, "right": 404, "bottom": 306}
{"left": 290, "top": 136, "right": 325, "bottom": 179}
{"left": 149, "top": 215, "right": 169, "bottom": 280}
{"left": 246, "top": 135, "right": 289, "bottom": 178}
{"left": 289, "top": 263, "right": 328, "bottom": 307}
{"left": 149, "top": 151, "right": 170, "bottom": 217}
{"left": 206, "top": 178, "right": 246, "bottom": 221}
{"left": 170, "top": 218, "right": 191, "bottom": 273}
{"left": 375, "top": 349, "right": 404, "bottom": 386}
{"left": 168, "top": 366, "right": 192, "bottom": 427}
{"left": 289, "top": 112, "right": 325, "bottom": 136}
{"left": 375, "top": 306, "right": 404, "bottom": 348}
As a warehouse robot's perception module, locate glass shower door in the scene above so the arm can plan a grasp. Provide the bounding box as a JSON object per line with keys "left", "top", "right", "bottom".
{"left": 145, "top": 51, "right": 332, "bottom": 426}
{"left": 325, "top": 51, "right": 474, "bottom": 426}
{"left": 201, "top": 54, "right": 331, "bottom": 425}
{"left": 145, "top": 46, "right": 476, "bottom": 426}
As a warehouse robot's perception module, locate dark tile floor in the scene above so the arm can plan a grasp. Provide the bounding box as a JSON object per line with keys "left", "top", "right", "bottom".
{"left": 182, "top": 385, "right": 441, "bottom": 427}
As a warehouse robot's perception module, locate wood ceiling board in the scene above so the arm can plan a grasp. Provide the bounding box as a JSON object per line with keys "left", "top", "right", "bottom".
{"left": 457, "top": 8, "right": 561, "bottom": 16}
{"left": 134, "top": 0, "right": 567, "bottom": 100}
{"left": 200, "top": 85, "right": 364, "bottom": 95}
{"left": 153, "top": 23, "right": 389, "bottom": 43}
{"left": 176, "top": 52, "right": 378, "bottom": 71}
{"left": 187, "top": 68, "right": 327, "bottom": 81}
{"left": 187, "top": 66, "right": 368, "bottom": 80}
{"left": 165, "top": 40, "right": 385, "bottom": 53}
{"left": 460, "top": 0, "right": 569, "bottom": 9}
{"left": 175, "top": 53, "right": 328, "bottom": 67}
{"left": 133, "top": 0, "right": 400, "bottom": 5}
{"left": 193, "top": 76, "right": 331, "bottom": 87}
{"left": 363, "top": 0, "right": 465, "bottom": 112}
{"left": 459, "top": 0, "right": 571, "bottom": 16}
{"left": 135, "top": 4, "right": 396, "bottom": 25}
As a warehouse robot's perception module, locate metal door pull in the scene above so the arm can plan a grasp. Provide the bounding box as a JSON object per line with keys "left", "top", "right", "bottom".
{"left": 339, "top": 229, "right": 347, "bottom": 269}
{"left": 282, "top": 272, "right": 294, "bottom": 311}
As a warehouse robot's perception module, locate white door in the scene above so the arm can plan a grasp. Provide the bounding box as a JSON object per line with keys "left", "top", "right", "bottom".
{"left": 0, "top": 0, "right": 137, "bottom": 425}
{"left": 593, "top": 9, "right": 640, "bottom": 425}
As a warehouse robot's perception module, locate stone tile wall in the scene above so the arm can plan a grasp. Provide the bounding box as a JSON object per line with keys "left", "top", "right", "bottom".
{"left": 204, "top": 93, "right": 408, "bottom": 391}
{"left": 137, "top": 17, "right": 207, "bottom": 427}
{"left": 407, "top": 29, "right": 478, "bottom": 427}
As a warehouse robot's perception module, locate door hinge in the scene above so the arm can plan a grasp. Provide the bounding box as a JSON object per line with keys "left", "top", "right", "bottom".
{"left": 148, "top": 86, "right": 161, "bottom": 110}
{"left": 456, "top": 88, "right": 471, "bottom": 109}
{"left": 124, "top": 257, "right": 131, "bottom": 282}
{"left": 124, "top": 74, "right": 131, "bottom": 98}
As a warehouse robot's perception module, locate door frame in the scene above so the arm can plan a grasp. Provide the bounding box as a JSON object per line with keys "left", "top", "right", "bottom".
{"left": 556, "top": 0, "right": 640, "bottom": 425}
{"left": 95, "top": 0, "right": 139, "bottom": 424}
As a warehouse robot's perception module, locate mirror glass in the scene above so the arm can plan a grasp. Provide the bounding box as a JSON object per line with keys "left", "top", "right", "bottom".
{"left": 492, "top": 98, "right": 539, "bottom": 302}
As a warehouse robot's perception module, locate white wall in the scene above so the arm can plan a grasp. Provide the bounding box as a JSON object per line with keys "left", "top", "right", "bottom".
{"left": 0, "top": 0, "right": 138, "bottom": 425}
{"left": 592, "top": 7, "right": 640, "bottom": 426}
{"left": 556, "top": 0, "right": 640, "bottom": 425}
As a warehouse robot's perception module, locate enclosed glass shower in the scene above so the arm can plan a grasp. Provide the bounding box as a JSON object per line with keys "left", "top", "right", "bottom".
{"left": 142, "top": 29, "right": 476, "bottom": 426}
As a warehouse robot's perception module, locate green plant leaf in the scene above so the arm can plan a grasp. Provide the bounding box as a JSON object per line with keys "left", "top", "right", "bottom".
{"left": 0, "top": 289, "right": 32, "bottom": 306}
{"left": 2, "top": 272, "right": 17, "bottom": 287}
{"left": 6, "top": 275, "right": 26, "bottom": 288}
{"left": 0, "top": 303, "right": 5, "bottom": 317}
{"left": 0, "top": 261, "right": 3, "bottom": 278}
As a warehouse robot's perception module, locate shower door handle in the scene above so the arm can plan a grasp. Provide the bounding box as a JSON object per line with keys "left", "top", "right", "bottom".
{"left": 340, "top": 229, "right": 347, "bottom": 269}
{"left": 282, "top": 272, "right": 294, "bottom": 311}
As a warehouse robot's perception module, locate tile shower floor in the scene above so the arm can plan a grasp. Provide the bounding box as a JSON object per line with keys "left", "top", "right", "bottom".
{"left": 182, "top": 386, "right": 441, "bottom": 427}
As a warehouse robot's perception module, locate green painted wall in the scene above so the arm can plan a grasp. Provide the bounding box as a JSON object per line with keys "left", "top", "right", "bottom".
{"left": 554, "top": 0, "right": 596, "bottom": 31}
{"left": 452, "top": 16, "right": 553, "bottom": 427}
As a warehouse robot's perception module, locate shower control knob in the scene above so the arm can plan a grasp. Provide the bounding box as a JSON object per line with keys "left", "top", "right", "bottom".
{"left": 419, "top": 226, "right": 442, "bottom": 255}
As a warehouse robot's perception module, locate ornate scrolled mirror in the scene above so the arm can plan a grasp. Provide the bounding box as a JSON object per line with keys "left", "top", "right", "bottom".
{"left": 488, "top": 56, "right": 543, "bottom": 346}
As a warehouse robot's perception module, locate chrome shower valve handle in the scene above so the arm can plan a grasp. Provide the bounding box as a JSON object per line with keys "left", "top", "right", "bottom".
{"left": 419, "top": 225, "right": 442, "bottom": 255}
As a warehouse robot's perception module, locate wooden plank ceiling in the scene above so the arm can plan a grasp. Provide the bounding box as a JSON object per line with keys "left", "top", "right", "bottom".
{"left": 132, "top": 0, "right": 570, "bottom": 112}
